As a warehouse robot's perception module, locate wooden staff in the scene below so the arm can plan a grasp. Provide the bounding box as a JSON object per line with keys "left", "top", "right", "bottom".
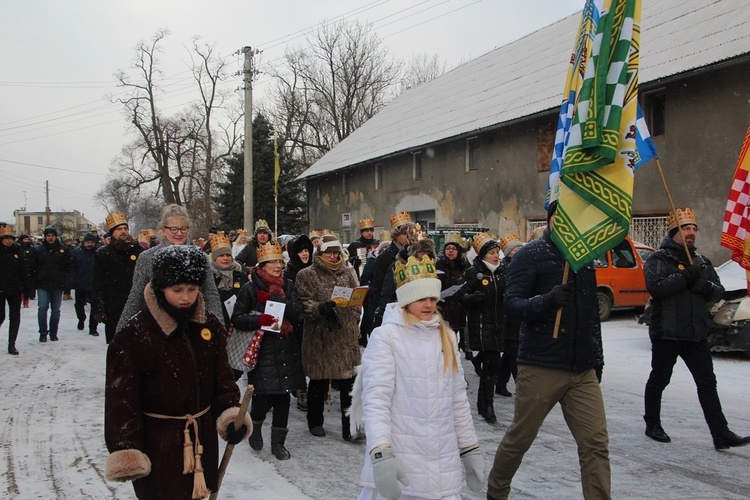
{"left": 655, "top": 157, "right": 693, "bottom": 264}
{"left": 210, "top": 384, "right": 254, "bottom": 500}
{"left": 553, "top": 261, "right": 570, "bottom": 339}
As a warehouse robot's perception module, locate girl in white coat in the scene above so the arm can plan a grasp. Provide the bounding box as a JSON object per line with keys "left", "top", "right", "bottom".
{"left": 350, "top": 255, "right": 485, "bottom": 500}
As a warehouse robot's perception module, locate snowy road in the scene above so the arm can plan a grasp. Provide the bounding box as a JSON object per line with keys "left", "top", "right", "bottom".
{"left": 1, "top": 302, "right": 748, "bottom": 499}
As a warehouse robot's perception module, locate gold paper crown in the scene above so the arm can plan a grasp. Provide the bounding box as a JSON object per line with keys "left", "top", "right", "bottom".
{"left": 255, "top": 219, "right": 271, "bottom": 232}
{"left": 236, "top": 228, "right": 248, "bottom": 237}
{"left": 321, "top": 228, "right": 335, "bottom": 236}
{"left": 668, "top": 208, "right": 697, "bottom": 230}
{"left": 390, "top": 212, "right": 412, "bottom": 229}
{"left": 0, "top": 224, "right": 15, "bottom": 238}
{"left": 393, "top": 255, "right": 437, "bottom": 289}
{"left": 444, "top": 231, "right": 470, "bottom": 251}
{"left": 105, "top": 211, "right": 128, "bottom": 231}
{"left": 257, "top": 241, "right": 283, "bottom": 264}
{"left": 378, "top": 229, "right": 391, "bottom": 242}
{"left": 359, "top": 218, "right": 375, "bottom": 230}
{"left": 472, "top": 232, "right": 494, "bottom": 254}
{"left": 210, "top": 231, "right": 232, "bottom": 252}
{"left": 499, "top": 232, "right": 522, "bottom": 252}
{"left": 309, "top": 230, "right": 321, "bottom": 239}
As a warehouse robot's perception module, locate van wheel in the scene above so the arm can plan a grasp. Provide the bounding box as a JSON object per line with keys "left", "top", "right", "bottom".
{"left": 597, "top": 292, "right": 612, "bottom": 322}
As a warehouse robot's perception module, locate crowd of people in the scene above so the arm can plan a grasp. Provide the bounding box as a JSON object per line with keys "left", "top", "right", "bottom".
{"left": 1, "top": 201, "right": 749, "bottom": 499}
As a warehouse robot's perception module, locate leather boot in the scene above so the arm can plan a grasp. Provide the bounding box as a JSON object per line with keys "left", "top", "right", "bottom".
{"left": 39, "top": 332, "right": 48, "bottom": 343}
{"left": 9, "top": 327, "right": 19, "bottom": 355}
{"left": 248, "top": 420, "right": 264, "bottom": 450}
{"left": 271, "top": 427, "right": 291, "bottom": 460}
{"left": 342, "top": 414, "right": 352, "bottom": 441}
{"left": 477, "top": 379, "right": 485, "bottom": 417}
{"left": 713, "top": 430, "right": 750, "bottom": 450}
{"left": 482, "top": 375, "right": 497, "bottom": 424}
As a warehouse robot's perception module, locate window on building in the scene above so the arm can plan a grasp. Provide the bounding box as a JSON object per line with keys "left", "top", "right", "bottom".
{"left": 648, "top": 93, "right": 666, "bottom": 137}
{"left": 37, "top": 216, "right": 44, "bottom": 225}
{"left": 466, "top": 137, "right": 479, "bottom": 171}
{"left": 375, "top": 164, "right": 383, "bottom": 190}
{"left": 412, "top": 151, "right": 423, "bottom": 181}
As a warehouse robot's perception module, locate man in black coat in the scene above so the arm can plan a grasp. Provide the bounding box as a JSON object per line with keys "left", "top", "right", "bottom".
{"left": 643, "top": 207, "right": 750, "bottom": 450}
{"left": 27, "top": 225, "right": 74, "bottom": 342}
{"left": 487, "top": 201, "right": 609, "bottom": 500}
{"left": 236, "top": 219, "right": 273, "bottom": 270}
{"left": 92, "top": 213, "right": 144, "bottom": 343}
{"left": 72, "top": 233, "right": 99, "bottom": 336}
{"left": 1, "top": 224, "right": 31, "bottom": 354}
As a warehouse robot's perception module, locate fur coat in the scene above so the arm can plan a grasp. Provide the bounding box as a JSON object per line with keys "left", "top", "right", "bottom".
{"left": 295, "top": 256, "right": 362, "bottom": 380}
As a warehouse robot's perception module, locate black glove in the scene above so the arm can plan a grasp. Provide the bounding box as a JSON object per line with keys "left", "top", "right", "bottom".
{"left": 94, "top": 312, "right": 108, "bottom": 324}
{"left": 682, "top": 264, "right": 702, "bottom": 284}
{"left": 226, "top": 422, "right": 248, "bottom": 445}
{"left": 319, "top": 300, "right": 337, "bottom": 317}
{"left": 690, "top": 278, "right": 713, "bottom": 296}
{"left": 326, "top": 309, "right": 342, "bottom": 331}
{"left": 543, "top": 284, "right": 575, "bottom": 310}
{"left": 269, "top": 295, "right": 286, "bottom": 304}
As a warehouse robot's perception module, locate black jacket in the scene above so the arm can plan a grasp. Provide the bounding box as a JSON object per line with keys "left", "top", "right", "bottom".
{"left": 71, "top": 245, "right": 97, "bottom": 291}
{"left": 92, "top": 241, "right": 144, "bottom": 320}
{"left": 371, "top": 241, "right": 401, "bottom": 327}
{"left": 436, "top": 251, "right": 470, "bottom": 331}
{"left": 0, "top": 242, "right": 29, "bottom": 296}
{"left": 231, "top": 270, "right": 306, "bottom": 395}
{"left": 284, "top": 235, "right": 313, "bottom": 284}
{"left": 502, "top": 255, "right": 521, "bottom": 342}
{"left": 235, "top": 237, "right": 261, "bottom": 268}
{"left": 458, "top": 256, "right": 505, "bottom": 352}
{"left": 505, "top": 229, "right": 603, "bottom": 372}
{"left": 347, "top": 234, "right": 378, "bottom": 275}
{"left": 28, "top": 239, "right": 74, "bottom": 291}
{"left": 644, "top": 237, "right": 723, "bottom": 342}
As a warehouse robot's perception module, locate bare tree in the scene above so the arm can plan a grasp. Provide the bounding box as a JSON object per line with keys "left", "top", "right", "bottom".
{"left": 400, "top": 52, "right": 446, "bottom": 92}
{"left": 266, "top": 19, "right": 402, "bottom": 164}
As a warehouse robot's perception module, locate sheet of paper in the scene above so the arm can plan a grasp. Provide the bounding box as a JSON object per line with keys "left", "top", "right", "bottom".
{"left": 224, "top": 294, "right": 237, "bottom": 318}
{"left": 440, "top": 284, "right": 464, "bottom": 300}
{"left": 262, "top": 300, "right": 286, "bottom": 332}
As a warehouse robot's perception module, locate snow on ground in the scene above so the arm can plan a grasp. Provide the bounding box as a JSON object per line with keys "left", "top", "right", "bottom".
{"left": 1, "top": 302, "right": 749, "bottom": 499}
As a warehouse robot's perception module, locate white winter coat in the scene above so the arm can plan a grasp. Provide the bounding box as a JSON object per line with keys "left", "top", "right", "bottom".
{"left": 353, "top": 303, "right": 478, "bottom": 499}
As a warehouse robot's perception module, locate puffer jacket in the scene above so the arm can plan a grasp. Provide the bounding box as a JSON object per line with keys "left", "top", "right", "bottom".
{"left": 353, "top": 303, "right": 477, "bottom": 498}
{"left": 644, "top": 237, "right": 723, "bottom": 342}
{"left": 295, "top": 256, "right": 362, "bottom": 380}
{"left": 505, "top": 228, "right": 603, "bottom": 372}
{"left": 458, "top": 257, "right": 505, "bottom": 353}
{"left": 229, "top": 270, "right": 305, "bottom": 395}
{"left": 28, "top": 239, "right": 74, "bottom": 291}
{"left": 435, "top": 251, "right": 470, "bottom": 331}
{"left": 71, "top": 245, "right": 97, "bottom": 291}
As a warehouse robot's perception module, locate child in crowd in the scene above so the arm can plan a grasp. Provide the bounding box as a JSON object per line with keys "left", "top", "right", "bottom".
{"left": 350, "top": 255, "right": 485, "bottom": 499}
{"left": 104, "top": 245, "right": 251, "bottom": 499}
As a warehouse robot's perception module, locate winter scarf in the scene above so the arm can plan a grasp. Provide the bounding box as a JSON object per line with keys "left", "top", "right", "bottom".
{"left": 210, "top": 259, "right": 241, "bottom": 291}
{"left": 242, "top": 266, "right": 294, "bottom": 368}
{"left": 315, "top": 254, "right": 343, "bottom": 272}
{"left": 110, "top": 236, "right": 136, "bottom": 252}
{"left": 483, "top": 260, "right": 500, "bottom": 273}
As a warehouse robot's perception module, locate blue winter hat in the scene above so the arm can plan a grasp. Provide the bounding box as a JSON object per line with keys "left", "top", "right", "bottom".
{"left": 151, "top": 245, "right": 207, "bottom": 289}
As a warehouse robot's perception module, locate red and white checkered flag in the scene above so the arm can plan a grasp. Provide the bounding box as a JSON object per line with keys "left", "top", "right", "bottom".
{"left": 721, "top": 125, "right": 750, "bottom": 294}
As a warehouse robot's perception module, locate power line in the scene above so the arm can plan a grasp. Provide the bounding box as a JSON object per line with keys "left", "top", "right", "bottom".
{"left": 0, "top": 158, "right": 108, "bottom": 176}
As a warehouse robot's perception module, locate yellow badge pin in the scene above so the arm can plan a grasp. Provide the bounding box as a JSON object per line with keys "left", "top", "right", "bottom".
{"left": 482, "top": 279, "right": 489, "bottom": 286}
{"left": 130, "top": 255, "right": 137, "bottom": 261}
{"left": 200, "top": 328, "right": 212, "bottom": 341}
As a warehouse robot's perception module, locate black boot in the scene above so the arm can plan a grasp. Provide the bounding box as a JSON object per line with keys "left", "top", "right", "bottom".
{"left": 645, "top": 424, "right": 671, "bottom": 443}
{"left": 39, "top": 332, "right": 48, "bottom": 343}
{"left": 482, "top": 375, "right": 497, "bottom": 424}
{"left": 271, "top": 427, "right": 291, "bottom": 460}
{"left": 342, "top": 414, "right": 352, "bottom": 442}
{"left": 496, "top": 385, "right": 512, "bottom": 397}
{"left": 248, "top": 420, "right": 264, "bottom": 450}
{"left": 9, "top": 327, "right": 19, "bottom": 355}
{"left": 8, "top": 345, "right": 19, "bottom": 355}
{"left": 713, "top": 430, "right": 750, "bottom": 450}
{"left": 477, "top": 379, "right": 485, "bottom": 417}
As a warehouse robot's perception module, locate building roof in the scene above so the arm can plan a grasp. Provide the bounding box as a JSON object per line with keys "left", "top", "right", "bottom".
{"left": 299, "top": 0, "right": 750, "bottom": 180}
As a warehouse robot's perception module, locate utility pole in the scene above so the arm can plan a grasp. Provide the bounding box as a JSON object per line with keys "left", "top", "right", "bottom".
{"left": 242, "top": 46, "right": 256, "bottom": 232}
{"left": 45, "top": 180, "right": 51, "bottom": 225}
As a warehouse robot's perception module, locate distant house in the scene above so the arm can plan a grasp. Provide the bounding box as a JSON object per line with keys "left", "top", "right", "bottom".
{"left": 298, "top": 0, "right": 750, "bottom": 262}
{"left": 13, "top": 209, "right": 97, "bottom": 239}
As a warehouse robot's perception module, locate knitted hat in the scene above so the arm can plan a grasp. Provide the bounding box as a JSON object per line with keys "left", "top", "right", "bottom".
{"left": 83, "top": 233, "right": 97, "bottom": 243}
{"left": 394, "top": 256, "right": 442, "bottom": 308}
{"left": 43, "top": 225, "right": 58, "bottom": 237}
{"left": 254, "top": 219, "right": 272, "bottom": 236}
{"left": 151, "top": 245, "right": 207, "bottom": 289}
{"left": 318, "top": 234, "right": 342, "bottom": 253}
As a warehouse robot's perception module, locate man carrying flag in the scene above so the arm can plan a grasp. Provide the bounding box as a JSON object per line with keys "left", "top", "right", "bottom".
{"left": 487, "top": 1, "right": 645, "bottom": 498}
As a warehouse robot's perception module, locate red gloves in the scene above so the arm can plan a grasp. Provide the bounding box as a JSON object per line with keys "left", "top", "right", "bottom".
{"left": 257, "top": 313, "right": 275, "bottom": 327}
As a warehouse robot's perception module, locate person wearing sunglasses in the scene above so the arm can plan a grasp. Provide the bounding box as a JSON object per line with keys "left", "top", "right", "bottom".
{"left": 117, "top": 204, "right": 224, "bottom": 332}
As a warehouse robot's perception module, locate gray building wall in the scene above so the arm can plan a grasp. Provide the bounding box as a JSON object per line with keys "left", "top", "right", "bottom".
{"left": 308, "top": 61, "right": 750, "bottom": 263}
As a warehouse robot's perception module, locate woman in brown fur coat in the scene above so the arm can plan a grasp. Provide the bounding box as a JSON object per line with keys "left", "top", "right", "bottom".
{"left": 295, "top": 234, "right": 362, "bottom": 440}
{"left": 104, "top": 246, "right": 252, "bottom": 499}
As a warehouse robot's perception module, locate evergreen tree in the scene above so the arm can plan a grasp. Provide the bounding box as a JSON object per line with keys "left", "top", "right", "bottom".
{"left": 215, "top": 113, "right": 307, "bottom": 234}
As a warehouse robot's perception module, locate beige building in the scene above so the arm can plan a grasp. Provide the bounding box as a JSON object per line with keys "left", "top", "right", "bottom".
{"left": 13, "top": 209, "right": 97, "bottom": 240}
{"left": 298, "top": 0, "right": 750, "bottom": 263}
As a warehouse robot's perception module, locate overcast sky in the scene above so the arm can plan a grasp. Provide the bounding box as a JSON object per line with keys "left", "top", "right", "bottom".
{"left": 0, "top": 0, "right": 583, "bottom": 226}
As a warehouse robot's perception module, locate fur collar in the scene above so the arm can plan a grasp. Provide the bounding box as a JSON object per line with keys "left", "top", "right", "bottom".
{"left": 144, "top": 282, "right": 206, "bottom": 336}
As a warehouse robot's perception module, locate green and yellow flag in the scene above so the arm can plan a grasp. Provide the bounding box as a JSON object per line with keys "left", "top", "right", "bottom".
{"left": 551, "top": 0, "right": 642, "bottom": 271}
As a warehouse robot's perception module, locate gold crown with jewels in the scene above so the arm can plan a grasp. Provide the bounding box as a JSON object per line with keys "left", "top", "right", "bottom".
{"left": 393, "top": 255, "right": 437, "bottom": 289}
{"left": 359, "top": 218, "right": 375, "bottom": 230}
{"left": 257, "top": 241, "right": 283, "bottom": 264}
{"left": 389, "top": 212, "right": 412, "bottom": 229}
{"left": 105, "top": 211, "right": 128, "bottom": 231}
{"left": 472, "top": 232, "right": 495, "bottom": 254}
{"left": 0, "top": 224, "right": 15, "bottom": 238}
{"left": 210, "top": 231, "right": 232, "bottom": 252}
{"left": 499, "top": 232, "right": 521, "bottom": 252}
{"left": 668, "top": 208, "right": 697, "bottom": 230}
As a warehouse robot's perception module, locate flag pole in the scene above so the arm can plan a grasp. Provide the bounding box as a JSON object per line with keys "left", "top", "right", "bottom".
{"left": 654, "top": 158, "right": 693, "bottom": 264}
{"left": 553, "top": 262, "right": 570, "bottom": 339}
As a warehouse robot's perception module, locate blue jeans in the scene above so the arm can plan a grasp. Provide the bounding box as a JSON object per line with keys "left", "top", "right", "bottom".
{"left": 37, "top": 288, "right": 63, "bottom": 334}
